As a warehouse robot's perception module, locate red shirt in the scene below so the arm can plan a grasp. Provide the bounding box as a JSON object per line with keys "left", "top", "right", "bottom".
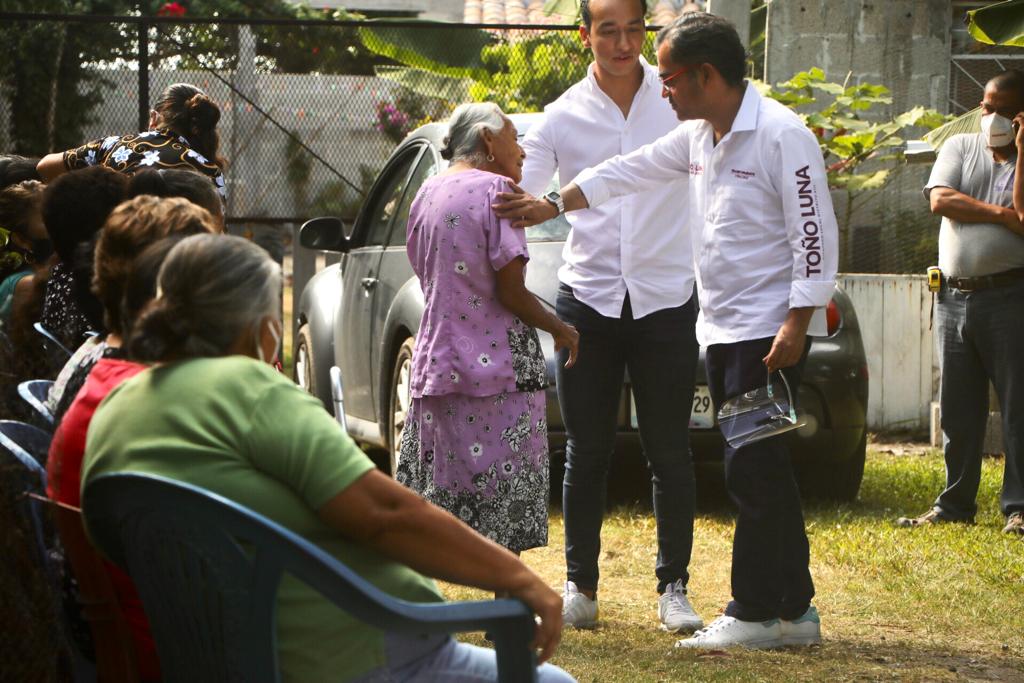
{"left": 46, "top": 358, "right": 159, "bottom": 680}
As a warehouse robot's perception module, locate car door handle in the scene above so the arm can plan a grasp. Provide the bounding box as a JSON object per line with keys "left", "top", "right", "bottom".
{"left": 361, "top": 277, "right": 378, "bottom": 291}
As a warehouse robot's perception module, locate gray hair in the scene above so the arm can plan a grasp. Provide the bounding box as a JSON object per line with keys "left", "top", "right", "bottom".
{"left": 440, "top": 102, "right": 508, "bottom": 165}
{"left": 127, "top": 233, "right": 281, "bottom": 362}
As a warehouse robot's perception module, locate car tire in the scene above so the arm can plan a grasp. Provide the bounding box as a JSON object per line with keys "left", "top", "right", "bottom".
{"left": 294, "top": 324, "right": 316, "bottom": 397}
{"left": 386, "top": 337, "right": 415, "bottom": 477}
{"left": 804, "top": 431, "right": 867, "bottom": 502}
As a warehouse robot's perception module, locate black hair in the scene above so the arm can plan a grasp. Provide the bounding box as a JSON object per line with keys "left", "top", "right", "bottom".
{"left": 152, "top": 83, "right": 226, "bottom": 169}
{"left": 656, "top": 11, "right": 747, "bottom": 88}
{"left": 581, "top": 0, "right": 648, "bottom": 29}
{"left": 127, "top": 168, "right": 222, "bottom": 221}
{"left": 0, "top": 155, "right": 41, "bottom": 189}
{"left": 41, "top": 165, "right": 129, "bottom": 263}
{"left": 989, "top": 69, "right": 1024, "bottom": 107}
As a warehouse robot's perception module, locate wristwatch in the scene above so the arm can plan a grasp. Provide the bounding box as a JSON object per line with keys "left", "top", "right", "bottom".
{"left": 543, "top": 190, "right": 564, "bottom": 215}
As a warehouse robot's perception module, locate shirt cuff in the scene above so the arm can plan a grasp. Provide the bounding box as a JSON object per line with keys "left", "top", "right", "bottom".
{"left": 789, "top": 279, "right": 835, "bottom": 309}
{"left": 573, "top": 167, "right": 610, "bottom": 209}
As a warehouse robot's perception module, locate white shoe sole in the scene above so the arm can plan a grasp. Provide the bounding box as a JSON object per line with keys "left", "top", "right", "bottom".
{"left": 676, "top": 636, "right": 782, "bottom": 650}
{"left": 660, "top": 619, "right": 704, "bottom": 634}
{"left": 562, "top": 618, "right": 598, "bottom": 630}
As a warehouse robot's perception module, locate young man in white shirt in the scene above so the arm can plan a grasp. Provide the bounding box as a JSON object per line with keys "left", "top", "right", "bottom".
{"left": 514, "top": 0, "right": 702, "bottom": 633}
{"left": 498, "top": 12, "right": 838, "bottom": 649}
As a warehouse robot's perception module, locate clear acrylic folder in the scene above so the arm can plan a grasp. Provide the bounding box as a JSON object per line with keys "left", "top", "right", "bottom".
{"left": 717, "top": 370, "right": 806, "bottom": 449}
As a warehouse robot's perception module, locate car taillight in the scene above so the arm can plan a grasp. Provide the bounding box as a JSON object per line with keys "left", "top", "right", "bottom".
{"left": 826, "top": 299, "right": 841, "bottom": 336}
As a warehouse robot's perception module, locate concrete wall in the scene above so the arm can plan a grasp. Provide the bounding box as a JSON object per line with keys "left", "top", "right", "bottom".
{"left": 764, "top": 0, "right": 951, "bottom": 115}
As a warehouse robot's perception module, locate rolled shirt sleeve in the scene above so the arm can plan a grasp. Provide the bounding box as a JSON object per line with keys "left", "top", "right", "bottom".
{"left": 773, "top": 124, "right": 838, "bottom": 309}
{"left": 923, "top": 135, "right": 964, "bottom": 197}
{"left": 573, "top": 123, "right": 692, "bottom": 209}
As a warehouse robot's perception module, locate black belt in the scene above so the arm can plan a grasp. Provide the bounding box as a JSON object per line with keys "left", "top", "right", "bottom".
{"left": 945, "top": 267, "right": 1024, "bottom": 292}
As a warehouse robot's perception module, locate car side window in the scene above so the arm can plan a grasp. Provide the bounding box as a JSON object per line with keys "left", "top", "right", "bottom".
{"left": 386, "top": 151, "right": 439, "bottom": 248}
{"left": 360, "top": 149, "right": 420, "bottom": 247}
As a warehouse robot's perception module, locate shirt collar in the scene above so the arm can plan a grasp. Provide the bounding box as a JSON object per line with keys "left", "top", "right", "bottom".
{"left": 730, "top": 81, "right": 761, "bottom": 133}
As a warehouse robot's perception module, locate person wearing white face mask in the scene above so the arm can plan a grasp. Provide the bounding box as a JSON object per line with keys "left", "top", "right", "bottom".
{"left": 897, "top": 70, "right": 1024, "bottom": 536}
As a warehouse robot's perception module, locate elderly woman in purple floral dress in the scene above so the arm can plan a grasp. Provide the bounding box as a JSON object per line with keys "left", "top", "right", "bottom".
{"left": 397, "top": 103, "right": 579, "bottom": 553}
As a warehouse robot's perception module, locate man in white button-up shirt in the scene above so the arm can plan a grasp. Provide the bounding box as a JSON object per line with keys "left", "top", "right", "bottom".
{"left": 513, "top": 0, "right": 701, "bottom": 633}
{"left": 498, "top": 12, "right": 838, "bottom": 649}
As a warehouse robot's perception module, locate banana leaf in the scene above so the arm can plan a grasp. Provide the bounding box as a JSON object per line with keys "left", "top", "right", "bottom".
{"left": 375, "top": 65, "right": 471, "bottom": 103}
{"left": 924, "top": 108, "right": 980, "bottom": 149}
{"left": 967, "top": 0, "right": 1024, "bottom": 47}
{"left": 357, "top": 22, "right": 496, "bottom": 81}
{"left": 543, "top": 0, "right": 579, "bottom": 22}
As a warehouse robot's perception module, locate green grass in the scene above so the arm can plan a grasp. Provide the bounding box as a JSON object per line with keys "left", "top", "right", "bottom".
{"left": 441, "top": 450, "right": 1024, "bottom": 682}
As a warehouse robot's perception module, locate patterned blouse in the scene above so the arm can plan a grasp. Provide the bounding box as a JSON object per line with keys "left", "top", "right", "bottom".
{"left": 62, "top": 129, "right": 225, "bottom": 199}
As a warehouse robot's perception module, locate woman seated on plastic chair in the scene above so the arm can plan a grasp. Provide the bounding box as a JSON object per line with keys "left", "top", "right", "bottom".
{"left": 81, "top": 233, "right": 574, "bottom": 683}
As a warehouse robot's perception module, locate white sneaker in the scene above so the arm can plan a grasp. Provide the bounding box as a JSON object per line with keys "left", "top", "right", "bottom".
{"left": 658, "top": 579, "right": 704, "bottom": 633}
{"left": 674, "top": 615, "right": 782, "bottom": 649}
{"left": 561, "top": 581, "right": 598, "bottom": 629}
{"left": 781, "top": 605, "right": 821, "bottom": 646}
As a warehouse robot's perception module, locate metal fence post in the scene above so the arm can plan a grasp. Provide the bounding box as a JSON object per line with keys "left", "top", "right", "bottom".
{"left": 138, "top": 19, "right": 149, "bottom": 132}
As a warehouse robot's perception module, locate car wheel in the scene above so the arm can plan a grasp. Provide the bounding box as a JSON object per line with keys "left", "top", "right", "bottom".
{"left": 386, "top": 337, "right": 415, "bottom": 477}
{"left": 804, "top": 431, "right": 867, "bottom": 502}
{"left": 294, "top": 324, "right": 316, "bottom": 397}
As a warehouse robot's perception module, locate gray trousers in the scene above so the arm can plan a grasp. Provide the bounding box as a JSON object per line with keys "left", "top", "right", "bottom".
{"left": 935, "top": 279, "right": 1024, "bottom": 519}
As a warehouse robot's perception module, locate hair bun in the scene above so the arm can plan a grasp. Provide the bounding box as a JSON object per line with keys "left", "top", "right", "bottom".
{"left": 186, "top": 94, "right": 220, "bottom": 135}
{"left": 440, "top": 135, "right": 454, "bottom": 161}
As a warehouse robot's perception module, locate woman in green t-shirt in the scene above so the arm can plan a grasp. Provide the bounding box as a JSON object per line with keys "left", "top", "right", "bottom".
{"left": 84, "top": 233, "right": 574, "bottom": 683}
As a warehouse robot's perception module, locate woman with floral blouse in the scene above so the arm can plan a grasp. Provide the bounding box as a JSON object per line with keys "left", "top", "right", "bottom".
{"left": 36, "top": 83, "right": 226, "bottom": 200}
{"left": 396, "top": 102, "right": 579, "bottom": 554}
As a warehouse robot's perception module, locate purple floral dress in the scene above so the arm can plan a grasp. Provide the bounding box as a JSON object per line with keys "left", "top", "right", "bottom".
{"left": 396, "top": 169, "right": 549, "bottom": 552}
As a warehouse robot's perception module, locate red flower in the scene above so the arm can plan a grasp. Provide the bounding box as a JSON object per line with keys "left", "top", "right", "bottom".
{"left": 157, "top": 2, "right": 186, "bottom": 17}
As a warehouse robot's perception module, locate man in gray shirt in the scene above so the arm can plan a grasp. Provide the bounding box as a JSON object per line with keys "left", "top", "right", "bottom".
{"left": 898, "top": 70, "right": 1024, "bottom": 535}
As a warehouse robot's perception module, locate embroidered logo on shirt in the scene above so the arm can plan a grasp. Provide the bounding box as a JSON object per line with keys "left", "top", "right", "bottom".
{"left": 730, "top": 168, "right": 755, "bottom": 180}
{"left": 688, "top": 162, "right": 704, "bottom": 176}
{"left": 795, "top": 165, "right": 823, "bottom": 277}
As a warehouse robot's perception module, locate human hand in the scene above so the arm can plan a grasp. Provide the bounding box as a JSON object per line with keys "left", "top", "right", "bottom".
{"left": 1015, "top": 112, "right": 1024, "bottom": 150}
{"left": 493, "top": 184, "right": 559, "bottom": 228}
{"left": 1003, "top": 207, "right": 1024, "bottom": 234}
{"left": 508, "top": 575, "right": 563, "bottom": 663}
{"left": 554, "top": 322, "right": 579, "bottom": 369}
{"left": 762, "top": 312, "right": 810, "bottom": 373}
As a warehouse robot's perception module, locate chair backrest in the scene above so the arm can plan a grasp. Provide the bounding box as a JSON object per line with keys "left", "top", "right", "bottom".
{"left": 34, "top": 322, "right": 73, "bottom": 359}
{"left": 0, "top": 419, "right": 52, "bottom": 469}
{"left": 83, "top": 473, "right": 537, "bottom": 683}
{"left": 0, "top": 420, "right": 52, "bottom": 572}
{"left": 18, "top": 380, "right": 56, "bottom": 427}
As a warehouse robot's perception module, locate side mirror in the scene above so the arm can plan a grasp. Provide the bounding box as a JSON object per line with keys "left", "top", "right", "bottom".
{"left": 299, "top": 217, "right": 349, "bottom": 252}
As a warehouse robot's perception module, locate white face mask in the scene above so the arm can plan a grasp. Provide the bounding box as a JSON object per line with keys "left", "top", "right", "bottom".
{"left": 981, "top": 112, "right": 1015, "bottom": 148}
{"left": 256, "top": 319, "right": 282, "bottom": 365}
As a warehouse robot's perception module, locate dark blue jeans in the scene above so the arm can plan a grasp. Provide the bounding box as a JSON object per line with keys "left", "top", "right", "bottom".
{"left": 556, "top": 285, "right": 698, "bottom": 594}
{"left": 935, "top": 280, "right": 1024, "bottom": 519}
{"left": 705, "top": 336, "right": 814, "bottom": 622}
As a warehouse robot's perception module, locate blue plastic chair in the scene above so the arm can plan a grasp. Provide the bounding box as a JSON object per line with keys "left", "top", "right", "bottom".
{"left": 83, "top": 473, "right": 539, "bottom": 683}
{"left": 18, "top": 379, "right": 56, "bottom": 428}
{"left": 0, "top": 420, "right": 52, "bottom": 570}
{"left": 34, "top": 321, "right": 73, "bottom": 361}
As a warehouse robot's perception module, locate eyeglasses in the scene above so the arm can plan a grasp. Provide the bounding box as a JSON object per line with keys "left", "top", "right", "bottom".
{"left": 659, "top": 64, "right": 695, "bottom": 89}
{"left": 717, "top": 369, "right": 806, "bottom": 448}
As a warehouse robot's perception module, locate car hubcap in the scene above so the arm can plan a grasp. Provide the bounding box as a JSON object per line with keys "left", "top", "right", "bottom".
{"left": 295, "top": 345, "right": 308, "bottom": 391}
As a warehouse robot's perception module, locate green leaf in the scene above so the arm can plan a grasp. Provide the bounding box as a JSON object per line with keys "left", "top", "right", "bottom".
{"left": 967, "top": 0, "right": 1024, "bottom": 47}
{"left": 811, "top": 81, "right": 845, "bottom": 96}
{"left": 923, "top": 108, "right": 982, "bottom": 150}
{"left": 357, "top": 23, "right": 496, "bottom": 81}
{"left": 543, "top": 0, "right": 578, "bottom": 21}
{"left": 375, "top": 65, "right": 470, "bottom": 103}
{"left": 832, "top": 169, "right": 891, "bottom": 191}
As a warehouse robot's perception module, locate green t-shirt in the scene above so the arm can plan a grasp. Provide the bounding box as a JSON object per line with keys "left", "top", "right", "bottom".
{"left": 82, "top": 355, "right": 444, "bottom": 681}
{"left": 0, "top": 268, "right": 30, "bottom": 323}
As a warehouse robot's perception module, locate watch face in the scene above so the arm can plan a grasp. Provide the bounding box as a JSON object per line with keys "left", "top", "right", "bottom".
{"left": 545, "top": 191, "right": 560, "bottom": 201}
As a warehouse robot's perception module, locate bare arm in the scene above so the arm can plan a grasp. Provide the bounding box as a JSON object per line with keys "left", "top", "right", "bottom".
{"left": 37, "top": 153, "right": 67, "bottom": 182}
{"left": 317, "top": 468, "right": 563, "bottom": 662}
{"left": 496, "top": 256, "right": 578, "bottom": 367}
{"left": 929, "top": 186, "right": 1022, "bottom": 235}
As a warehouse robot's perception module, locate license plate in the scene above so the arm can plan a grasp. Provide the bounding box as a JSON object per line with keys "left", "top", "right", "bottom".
{"left": 629, "top": 385, "right": 715, "bottom": 430}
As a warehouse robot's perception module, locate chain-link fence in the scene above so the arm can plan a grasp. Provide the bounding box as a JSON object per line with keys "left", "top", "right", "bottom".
{"left": 0, "top": 11, "right": 999, "bottom": 278}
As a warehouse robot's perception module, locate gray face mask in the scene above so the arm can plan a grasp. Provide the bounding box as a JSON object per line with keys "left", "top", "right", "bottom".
{"left": 256, "top": 319, "right": 282, "bottom": 364}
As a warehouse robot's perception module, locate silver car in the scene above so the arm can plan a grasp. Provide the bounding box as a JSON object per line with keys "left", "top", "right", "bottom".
{"left": 294, "top": 114, "right": 870, "bottom": 501}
